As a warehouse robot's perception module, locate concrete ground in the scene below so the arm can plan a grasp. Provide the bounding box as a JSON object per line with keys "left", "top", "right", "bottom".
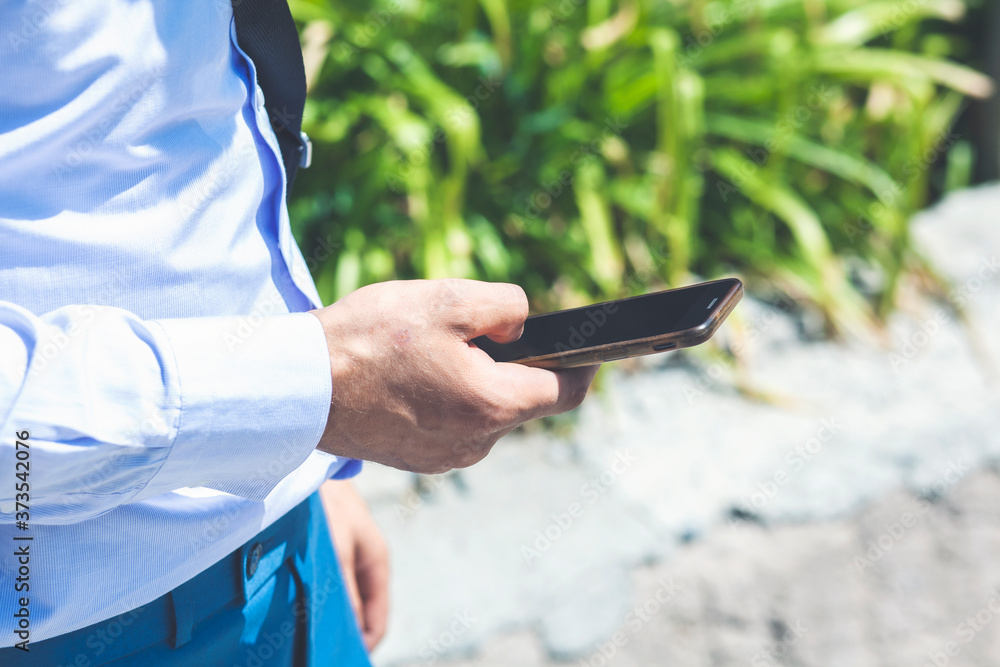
{"left": 445, "top": 468, "right": 1000, "bottom": 667}
{"left": 356, "top": 185, "right": 1000, "bottom": 666}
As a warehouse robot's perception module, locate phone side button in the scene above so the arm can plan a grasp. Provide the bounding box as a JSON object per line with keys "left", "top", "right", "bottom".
{"left": 600, "top": 347, "right": 629, "bottom": 362}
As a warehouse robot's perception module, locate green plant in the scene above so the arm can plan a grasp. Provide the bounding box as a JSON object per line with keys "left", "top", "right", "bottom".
{"left": 288, "top": 0, "right": 992, "bottom": 335}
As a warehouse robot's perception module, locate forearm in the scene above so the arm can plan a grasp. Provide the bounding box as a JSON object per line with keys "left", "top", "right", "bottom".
{"left": 0, "top": 301, "right": 333, "bottom": 523}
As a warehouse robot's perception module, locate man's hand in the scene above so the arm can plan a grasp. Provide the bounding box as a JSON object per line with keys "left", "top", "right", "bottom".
{"left": 310, "top": 279, "right": 599, "bottom": 473}
{"left": 320, "top": 479, "right": 389, "bottom": 652}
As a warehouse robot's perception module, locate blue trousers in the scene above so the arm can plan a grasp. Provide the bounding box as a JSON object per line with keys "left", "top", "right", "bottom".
{"left": 2, "top": 493, "right": 372, "bottom": 666}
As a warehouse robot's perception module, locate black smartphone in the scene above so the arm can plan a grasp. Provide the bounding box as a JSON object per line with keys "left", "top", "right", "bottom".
{"left": 473, "top": 278, "right": 743, "bottom": 369}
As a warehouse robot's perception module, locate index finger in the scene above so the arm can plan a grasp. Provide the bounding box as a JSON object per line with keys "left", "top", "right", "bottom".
{"left": 491, "top": 361, "right": 599, "bottom": 422}
{"left": 439, "top": 279, "right": 529, "bottom": 344}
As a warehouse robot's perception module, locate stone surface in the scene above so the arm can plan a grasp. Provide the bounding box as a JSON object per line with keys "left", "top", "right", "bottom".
{"left": 443, "top": 468, "right": 1000, "bottom": 666}
{"left": 358, "top": 185, "right": 1000, "bottom": 666}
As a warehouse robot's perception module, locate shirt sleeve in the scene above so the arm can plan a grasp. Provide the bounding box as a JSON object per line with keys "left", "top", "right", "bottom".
{"left": 0, "top": 301, "right": 337, "bottom": 525}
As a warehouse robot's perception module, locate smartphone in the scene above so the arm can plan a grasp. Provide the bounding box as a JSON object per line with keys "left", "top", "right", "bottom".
{"left": 473, "top": 278, "right": 743, "bottom": 369}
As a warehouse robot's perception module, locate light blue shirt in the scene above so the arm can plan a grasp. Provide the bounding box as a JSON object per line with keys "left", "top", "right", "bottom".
{"left": 0, "top": 0, "right": 359, "bottom": 646}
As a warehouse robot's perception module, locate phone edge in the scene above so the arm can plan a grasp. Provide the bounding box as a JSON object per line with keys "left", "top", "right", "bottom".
{"left": 518, "top": 278, "right": 744, "bottom": 369}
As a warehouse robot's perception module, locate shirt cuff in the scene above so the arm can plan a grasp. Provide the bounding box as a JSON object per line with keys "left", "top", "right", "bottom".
{"left": 147, "top": 312, "right": 333, "bottom": 500}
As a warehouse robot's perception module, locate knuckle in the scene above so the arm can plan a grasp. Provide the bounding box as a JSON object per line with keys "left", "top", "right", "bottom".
{"left": 435, "top": 280, "right": 475, "bottom": 334}
{"left": 496, "top": 402, "right": 521, "bottom": 428}
{"left": 479, "top": 390, "right": 519, "bottom": 431}
{"left": 437, "top": 278, "right": 470, "bottom": 307}
{"left": 463, "top": 375, "right": 517, "bottom": 431}
{"left": 421, "top": 462, "right": 453, "bottom": 475}
{"left": 467, "top": 411, "right": 502, "bottom": 440}
{"left": 450, "top": 439, "right": 493, "bottom": 469}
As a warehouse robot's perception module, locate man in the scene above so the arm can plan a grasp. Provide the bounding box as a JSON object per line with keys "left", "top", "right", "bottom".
{"left": 0, "top": 0, "right": 598, "bottom": 664}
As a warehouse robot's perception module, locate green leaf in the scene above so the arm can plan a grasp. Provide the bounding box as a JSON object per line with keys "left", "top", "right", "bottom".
{"left": 706, "top": 113, "right": 900, "bottom": 204}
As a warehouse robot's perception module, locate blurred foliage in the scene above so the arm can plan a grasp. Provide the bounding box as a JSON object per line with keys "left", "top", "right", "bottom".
{"left": 287, "top": 0, "right": 993, "bottom": 335}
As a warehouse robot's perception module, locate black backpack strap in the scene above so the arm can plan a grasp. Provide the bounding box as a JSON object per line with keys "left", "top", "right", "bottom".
{"left": 231, "top": 0, "right": 311, "bottom": 195}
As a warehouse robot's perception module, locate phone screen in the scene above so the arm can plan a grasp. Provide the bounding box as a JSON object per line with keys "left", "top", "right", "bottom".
{"left": 475, "top": 279, "right": 737, "bottom": 363}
